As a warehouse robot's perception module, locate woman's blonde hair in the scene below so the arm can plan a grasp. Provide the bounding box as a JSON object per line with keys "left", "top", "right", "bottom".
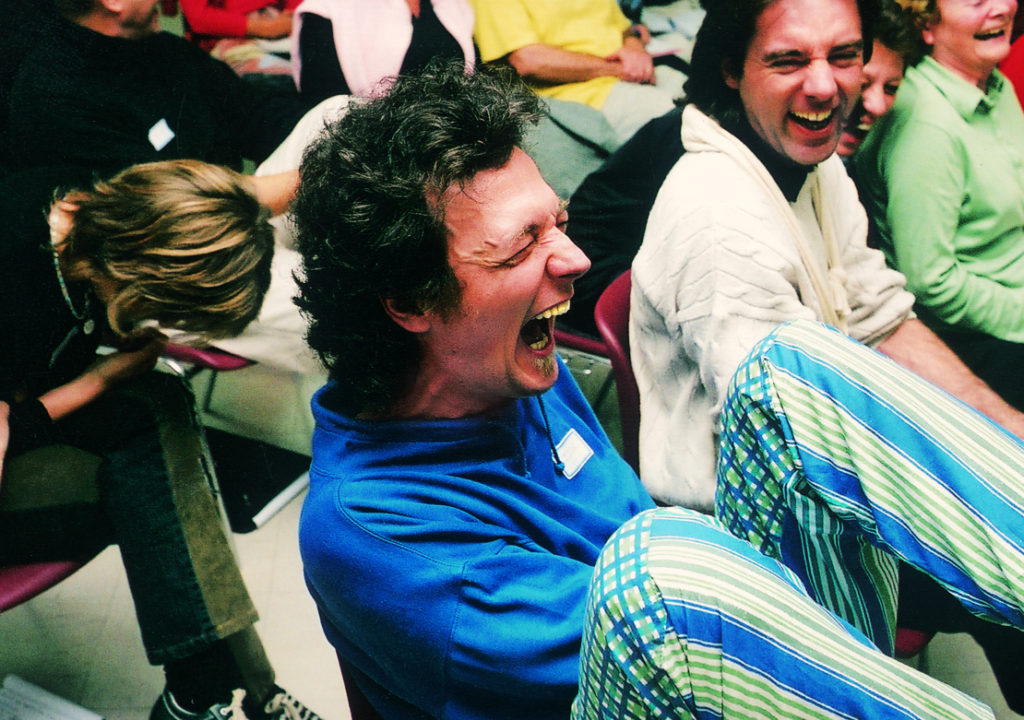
{"left": 61, "top": 159, "right": 274, "bottom": 339}
{"left": 893, "top": 0, "right": 939, "bottom": 32}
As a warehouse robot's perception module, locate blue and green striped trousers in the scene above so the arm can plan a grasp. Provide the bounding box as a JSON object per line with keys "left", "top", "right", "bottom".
{"left": 574, "top": 321, "right": 1024, "bottom": 719}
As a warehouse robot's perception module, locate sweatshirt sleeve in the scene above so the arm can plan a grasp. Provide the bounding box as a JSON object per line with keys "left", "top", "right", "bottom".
{"left": 641, "top": 179, "right": 821, "bottom": 417}
{"left": 825, "top": 159, "right": 914, "bottom": 347}
{"left": 470, "top": 0, "right": 541, "bottom": 63}
{"left": 301, "top": 501, "right": 595, "bottom": 719}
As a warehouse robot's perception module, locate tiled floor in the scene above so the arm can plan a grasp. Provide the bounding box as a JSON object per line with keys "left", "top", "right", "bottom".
{"left": 2, "top": 353, "right": 1023, "bottom": 720}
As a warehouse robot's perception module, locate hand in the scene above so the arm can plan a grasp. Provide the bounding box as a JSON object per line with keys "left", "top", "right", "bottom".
{"left": 247, "top": 9, "right": 293, "bottom": 38}
{"left": 607, "top": 38, "right": 654, "bottom": 84}
{"left": 87, "top": 330, "right": 168, "bottom": 389}
{"left": 626, "top": 23, "right": 652, "bottom": 45}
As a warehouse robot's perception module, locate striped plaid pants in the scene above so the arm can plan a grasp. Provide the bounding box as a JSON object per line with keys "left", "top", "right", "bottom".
{"left": 574, "top": 321, "right": 1024, "bottom": 719}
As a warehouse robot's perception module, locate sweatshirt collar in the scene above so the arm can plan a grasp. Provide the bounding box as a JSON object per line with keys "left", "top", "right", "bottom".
{"left": 55, "top": 15, "right": 154, "bottom": 65}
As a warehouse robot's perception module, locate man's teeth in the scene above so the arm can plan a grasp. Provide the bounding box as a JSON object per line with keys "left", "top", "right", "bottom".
{"left": 532, "top": 300, "right": 571, "bottom": 321}
{"left": 792, "top": 110, "right": 832, "bottom": 123}
{"left": 524, "top": 300, "right": 571, "bottom": 350}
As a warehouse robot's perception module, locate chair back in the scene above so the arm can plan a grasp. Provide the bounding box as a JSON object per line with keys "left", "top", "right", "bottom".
{"left": 0, "top": 446, "right": 106, "bottom": 612}
{"left": 593, "top": 271, "right": 639, "bottom": 473}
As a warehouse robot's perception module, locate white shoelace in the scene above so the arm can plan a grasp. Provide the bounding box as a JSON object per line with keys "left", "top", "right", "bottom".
{"left": 263, "top": 690, "right": 314, "bottom": 720}
{"left": 218, "top": 689, "right": 249, "bottom": 719}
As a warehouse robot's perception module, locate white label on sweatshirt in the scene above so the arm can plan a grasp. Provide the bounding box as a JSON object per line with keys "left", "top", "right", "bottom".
{"left": 148, "top": 119, "right": 175, "bottom": 151}
{"left": 556, "top": 428, "right": 593, "bottom": 479}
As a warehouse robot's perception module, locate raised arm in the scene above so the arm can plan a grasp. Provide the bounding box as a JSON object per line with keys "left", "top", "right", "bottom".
{"left": 38, "top": 334, "right": 167, "bottom": 424}
{"left": 249, "top": 169, "right": 299, "bottom": 216}
{"left": 508, "top": 43, "right": 639, "bottom": 84}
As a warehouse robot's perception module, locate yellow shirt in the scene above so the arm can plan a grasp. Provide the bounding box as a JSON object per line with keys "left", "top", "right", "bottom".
{"left": 470, "top": 0, "right": 630, "bottom": 108}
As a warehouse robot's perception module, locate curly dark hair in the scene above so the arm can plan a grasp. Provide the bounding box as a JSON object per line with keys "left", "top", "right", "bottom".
{"left": 686, "top": 0, "right": 879, "bottom": 132}
{"left": 292, "top": 62, "right": 543, "bottom": 416}
{"left": 876, "top": 0, "right": 925, "bottom": 67}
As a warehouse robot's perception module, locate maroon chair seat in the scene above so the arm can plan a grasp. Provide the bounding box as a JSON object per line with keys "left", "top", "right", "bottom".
{"left": 552, "top": 328, "right": 607, "bottom": 358}
{"left": 0, "top": 559, "right": 97, "bottom": 613}
{"left": 593, "top": 271, "right": 638, "bottom": 473}
{"left": 162, "top": 344, "right": 255, "bottom": 372}
{"left": 161, "top": 343, "right": 256, "bottom": 413}
{"left": 894, "top": 627, "right": 934, "bottom": 659}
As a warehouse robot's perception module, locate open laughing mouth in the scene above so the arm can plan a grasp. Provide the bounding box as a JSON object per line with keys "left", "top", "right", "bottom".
{"left": 975, "top": 28, "right": 1006, "bottom": 40}
{"left": 521, "top": 300, "right": 571, "bottom": 351}
{"left": 843, "top": 116, "right": 873, "bottom": 141}
{"left": 790, "top": 109, "right": 835, "bottom": 131}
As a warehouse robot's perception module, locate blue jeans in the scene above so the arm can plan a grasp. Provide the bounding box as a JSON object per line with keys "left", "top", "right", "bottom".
{"left": 1, "top": 372, "right": 272, "bottom": 694}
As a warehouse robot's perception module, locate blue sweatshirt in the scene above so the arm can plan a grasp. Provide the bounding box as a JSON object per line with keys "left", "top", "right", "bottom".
{"left": 300, "top": 359, "right": 654, "bottom": 720}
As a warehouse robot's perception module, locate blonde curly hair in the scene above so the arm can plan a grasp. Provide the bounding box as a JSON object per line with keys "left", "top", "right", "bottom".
{"left": 893, "top": 0, "right": 939, "bottom": 31}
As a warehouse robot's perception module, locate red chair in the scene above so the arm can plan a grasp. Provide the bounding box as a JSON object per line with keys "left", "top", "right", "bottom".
{"left": 590, "top": 269, "right": 932, "bottom": 659}
{"left": 2, "top": 345, "right": 256, "bottom": 614}
{"left": 0, "top": 560, "right": 96, "bottom": 613}
{"left": 553, "top": 327, "right": 615, "bottom": 410}
{"left": 894, "top": 628, "right": 933, "bottom": 659}
{"left": 552, "top": 328, "right": 607, "bottom": 358}
{"left": 161, "top": 343, "right": 256, "bottom": 413}
{"left": 592, "top": 271, "right": 639, "bottom": 473}
{"left": 1, "top": 448, "right": 106, "bottom": 613}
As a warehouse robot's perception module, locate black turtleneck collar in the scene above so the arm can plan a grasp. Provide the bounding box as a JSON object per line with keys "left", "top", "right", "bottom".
{"left": 725, "top": 115, "right": 815, "bottom": 202}
{"left": 53, "top": 14, "right": 156, "bottom": 67}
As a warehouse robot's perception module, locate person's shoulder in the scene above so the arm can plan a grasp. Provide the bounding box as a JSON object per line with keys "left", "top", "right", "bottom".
{"left": 890, "top": 62, "right": 963, "bottom": 131}
{"left": 147, "top": 29, "right": 218, "bottom": 63}
{"left": 653, "top": 146, "right": 771, "bottom": 228}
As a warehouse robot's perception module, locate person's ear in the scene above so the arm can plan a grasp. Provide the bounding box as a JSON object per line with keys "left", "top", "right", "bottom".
{"left": 921, "top": 21, "right": 936, "bottom": 47}
{"left": 722, "top": 59, "right": 741, "bottom": 90}
{"left": 921, "top": 6, "right": 941, "bottom": 47}
{"left": 382, "top": 297, "right": 433, "bottom": 333}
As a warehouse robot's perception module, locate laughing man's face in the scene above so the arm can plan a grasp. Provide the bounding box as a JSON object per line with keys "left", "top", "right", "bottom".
{"left": 395, "top": 148, "right": 590, "bottom": 419}
{"left": 725, "top": 0, "right": 865, "bottom": 166}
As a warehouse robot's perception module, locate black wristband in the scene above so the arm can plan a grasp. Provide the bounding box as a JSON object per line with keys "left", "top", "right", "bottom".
{"left": 7, "top": 397, "right": 58, "bottom": 457}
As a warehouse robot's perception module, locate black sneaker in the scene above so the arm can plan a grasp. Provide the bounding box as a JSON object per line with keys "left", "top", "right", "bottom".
{"left": 149, "top": 688, "right": 249, "bottom": 719}
{"left": 250, "top": 686, "right": 323, "bottom": 720}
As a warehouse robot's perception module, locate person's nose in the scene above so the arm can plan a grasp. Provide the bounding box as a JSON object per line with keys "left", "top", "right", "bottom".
{"left": 860, "top": 84, "right": 886, "bottom": 121}
{"left": 804, "top": 59, "right": 838, "bottom": 101}
{"left": 547, "top": 229, "right": 591, "bottom": 281}
{"left": 991, "top": 0, "right": 1016, "bottom": 19}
